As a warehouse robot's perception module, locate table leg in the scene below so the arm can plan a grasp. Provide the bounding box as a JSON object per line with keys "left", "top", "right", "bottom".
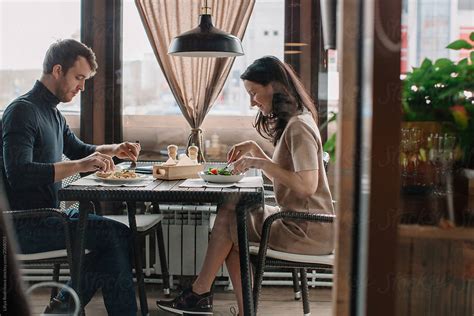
{"left": 236, "top": 199, "right": 256, "bottom": 316}
{"left": 152, "top": 202, "right": 171, "bottom": 295}
{"left": 126, "top": 201, "right": 149, "bottom": 316}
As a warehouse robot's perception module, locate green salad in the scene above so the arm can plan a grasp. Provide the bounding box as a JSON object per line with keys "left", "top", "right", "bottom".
{"left": 205, "top": 167, "right": 232, "bottom": 176}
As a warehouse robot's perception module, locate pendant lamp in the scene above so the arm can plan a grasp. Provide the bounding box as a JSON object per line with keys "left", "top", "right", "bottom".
{"left": 168, "top": 1, "right": 244, "bottom": 57}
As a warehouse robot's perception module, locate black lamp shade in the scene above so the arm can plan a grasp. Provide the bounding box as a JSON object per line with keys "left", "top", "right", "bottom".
{"left": 168, "top": 14, "right": 244, "bottom": 57}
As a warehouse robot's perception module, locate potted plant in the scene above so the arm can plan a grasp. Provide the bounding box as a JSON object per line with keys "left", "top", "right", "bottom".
{"left": 402, "top": 32, "right": 474, "bottom": 167}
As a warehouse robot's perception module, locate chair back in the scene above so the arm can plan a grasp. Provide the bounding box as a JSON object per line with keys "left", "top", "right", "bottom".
{"left": 60, "top": 155, "right": 81, "bottom": 210}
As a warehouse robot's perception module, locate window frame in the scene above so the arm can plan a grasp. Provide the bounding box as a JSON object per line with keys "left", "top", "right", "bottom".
{"left": 80, "top": 0, "right": 327, "bottom": 145}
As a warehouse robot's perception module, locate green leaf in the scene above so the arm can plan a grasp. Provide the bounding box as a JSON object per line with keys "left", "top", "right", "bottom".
{"left": 470, "top": 31, "right": 474, "bottom": 42}
{"left": 434, "top": 58, "right": 453, "bottom": 68}
{"left": 323, "top": 133, "right": 336, "bottom": 155}
{"left": 446, "top": 39, "right": 472, "bottom": 50}
{"left": 420, "top": 58, "right": 433, "bottom": 70}
{"left": 471, "top": 51, "right": 474, "bottom": 63}
{"left": 458, "top": 58, "right": 469, "bottom": 67}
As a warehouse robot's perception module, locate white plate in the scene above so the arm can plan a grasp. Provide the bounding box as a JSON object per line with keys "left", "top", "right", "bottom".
{"left": 93, "top": 173, "right": 149, "bottom": 184}
{"left": 198, "top": 172, "right": 245, "bottom": 183}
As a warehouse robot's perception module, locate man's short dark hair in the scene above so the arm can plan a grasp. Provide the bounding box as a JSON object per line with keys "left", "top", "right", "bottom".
{"left": 43, "top": 39, "right": 98, "bottom": 75}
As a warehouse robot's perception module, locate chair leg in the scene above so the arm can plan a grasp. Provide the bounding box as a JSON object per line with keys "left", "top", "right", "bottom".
{"left": 300, "top": 268, "right": 311, "bottom": 316}
{"left": 50, "top": 263, "right": 61, "bottom": 299}
{"left": 292, "top": 268, "right": 302, "bottom": 300}
{"left": 145, "top": 235, "right": 151, "bottom": 277}
{"left": 156, "top": 223, "right": 170, "bottom": 296}
{"left": 133, "top": 235, "right": 148, "bottom": 316}
{"left": 252, "top": 255, "right": 266, "bottom": 314}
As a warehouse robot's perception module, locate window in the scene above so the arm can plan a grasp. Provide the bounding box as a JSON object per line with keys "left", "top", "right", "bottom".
{"left": 401, "top": 0, "right": 474, "bottom": 73}
{"left": 122, "top": 0, "right": 284, "bottom": 116}
{"left": 459, "top": 0, "right": 474, "bottom": 11}
{"left": 0, "top": 0, "right": 81, "bottom": 114}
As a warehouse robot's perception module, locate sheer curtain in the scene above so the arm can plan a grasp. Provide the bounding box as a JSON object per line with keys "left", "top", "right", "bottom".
{"left": 135, "top": 0, "right": 255, "bottom": 161}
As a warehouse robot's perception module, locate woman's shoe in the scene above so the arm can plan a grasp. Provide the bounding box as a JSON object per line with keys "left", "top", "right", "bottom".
{"left": 156, "top": 288, "right": 213, "bottom": 315}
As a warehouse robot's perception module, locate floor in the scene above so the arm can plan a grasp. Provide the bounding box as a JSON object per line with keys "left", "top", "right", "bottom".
{"left": 28, "top": 284, "right": 332, "bottom": 315}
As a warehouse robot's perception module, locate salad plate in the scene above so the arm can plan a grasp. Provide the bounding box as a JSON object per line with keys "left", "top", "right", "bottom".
{"left": 199, "top": 167, "right": 244, "bottom": 183}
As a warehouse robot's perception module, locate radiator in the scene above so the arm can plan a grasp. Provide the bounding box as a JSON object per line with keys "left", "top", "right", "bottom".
{"left": 152, "top": 204, "right": 229, "bottom": 279}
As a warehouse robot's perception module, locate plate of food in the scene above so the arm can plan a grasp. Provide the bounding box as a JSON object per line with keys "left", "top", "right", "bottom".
{"left": 198, "top": 167, "right": 244, "bottom": 183}
{"left": 94, "top": 169, "right": 148, "bottom": 184}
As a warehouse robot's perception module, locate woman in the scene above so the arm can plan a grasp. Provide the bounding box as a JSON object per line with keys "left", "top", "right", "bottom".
{"left": 157, "top": 56, "right": 334, "bottom": 315}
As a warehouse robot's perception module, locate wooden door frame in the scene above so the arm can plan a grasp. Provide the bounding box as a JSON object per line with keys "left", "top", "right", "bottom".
{"left": 333, "top": 0, "right": 402, "bottom": 315}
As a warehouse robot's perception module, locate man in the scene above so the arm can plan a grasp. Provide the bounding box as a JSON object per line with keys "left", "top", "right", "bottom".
{"left": 1, "top": 39, "right": 139, "bottom": 315}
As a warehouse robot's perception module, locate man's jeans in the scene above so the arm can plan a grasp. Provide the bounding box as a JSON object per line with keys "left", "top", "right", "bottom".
{"left": 14, "top": 209, "right": 138, "bottom": 316}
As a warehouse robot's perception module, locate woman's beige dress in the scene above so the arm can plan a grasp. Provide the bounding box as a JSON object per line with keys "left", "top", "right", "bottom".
{"left": 230, "top": 112, "right": 335, "bottom": 255}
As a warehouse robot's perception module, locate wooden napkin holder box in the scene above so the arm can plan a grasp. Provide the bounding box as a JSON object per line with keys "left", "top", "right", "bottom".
{"left": 153, "top": 163, "right": 203, "bottom": 180}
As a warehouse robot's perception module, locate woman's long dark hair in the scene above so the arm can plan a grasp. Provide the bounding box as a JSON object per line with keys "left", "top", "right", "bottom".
{"left": 240, "top": 56, "right": 318, "bottom": 145}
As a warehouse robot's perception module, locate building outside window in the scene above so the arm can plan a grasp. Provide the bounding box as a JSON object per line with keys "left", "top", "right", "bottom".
{"left": 122, "top": 0, "right": 284, "bottom": 117}
{"left": 401, "top": 0, "right": 474, "bottom": 74}
{"left": 0, "top": 0, "right": 81, "bottom": 114}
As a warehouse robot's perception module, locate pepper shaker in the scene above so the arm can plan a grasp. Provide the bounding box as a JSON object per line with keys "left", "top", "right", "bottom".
{"left": 188, "top": 145, "right": 199, "bottom": 164}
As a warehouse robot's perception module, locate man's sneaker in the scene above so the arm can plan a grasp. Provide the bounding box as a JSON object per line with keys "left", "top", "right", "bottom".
{"left": 156, "top": 288, "right": 213, "bottom": 315}
{"left": 43, "top": 297, "right": 74, "bottom": 314}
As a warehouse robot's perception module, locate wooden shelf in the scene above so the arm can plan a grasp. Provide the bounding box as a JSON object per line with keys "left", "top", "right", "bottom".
{"left": 399, "top": 224, "right": 474, "bottom": 241}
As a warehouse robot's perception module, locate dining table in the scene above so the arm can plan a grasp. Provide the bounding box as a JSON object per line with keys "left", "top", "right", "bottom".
{"left": 58, "top": 162, "right": 264, "bottom": 316}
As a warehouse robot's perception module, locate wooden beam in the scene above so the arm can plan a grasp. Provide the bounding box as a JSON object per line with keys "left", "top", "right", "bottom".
{"left": 80, "top": 0, "right": 123, "bottom": 145}
{"left": 333, "top": 0, "right": 359, "bottom": 314}
{"left": 334, "top": 0, "right": 402, "bottom": 315}
{"left": 363, "top": 0, "right": 401, "bottom": 314}
{"left": 284, "top": 0, "right": 328, "bottom": 142}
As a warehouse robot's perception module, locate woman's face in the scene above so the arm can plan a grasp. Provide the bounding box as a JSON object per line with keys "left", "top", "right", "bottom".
{"left": 243, "top": 80, "right": 274, "bottom": 116}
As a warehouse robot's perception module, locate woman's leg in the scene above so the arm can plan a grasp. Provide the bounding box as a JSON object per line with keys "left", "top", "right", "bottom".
{"left": 192, "top": 204, "right": 235, "bottom": 294}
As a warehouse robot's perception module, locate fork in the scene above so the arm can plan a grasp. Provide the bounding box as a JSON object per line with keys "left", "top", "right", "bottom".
{"left": 128, "top": 141, "right": 139, "bottom": 171}
{"left": 128, "top": 160, "right": 137, "bottom": 172}
{"left": 223, "top": 162, "right": 234, "bottom": 173}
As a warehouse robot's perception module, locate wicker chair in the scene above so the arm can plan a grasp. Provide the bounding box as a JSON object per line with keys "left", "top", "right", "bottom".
{"left": 7, "top": 208, "right": 75, "bottom": 300}
{"left": 252, "top": 152, "right": 334, "bottom": 315}
{"left": 250, "top": 213, "right": 335, "bottom": 315}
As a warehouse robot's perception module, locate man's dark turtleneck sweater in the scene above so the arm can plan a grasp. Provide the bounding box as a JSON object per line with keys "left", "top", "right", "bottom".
{"left": 1, "top": 80, "right": 96, "bottom": 210}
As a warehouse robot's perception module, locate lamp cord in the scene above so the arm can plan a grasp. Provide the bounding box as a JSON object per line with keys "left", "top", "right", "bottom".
{"left": 201, "top": 0, "right": 211, "bottom": 15}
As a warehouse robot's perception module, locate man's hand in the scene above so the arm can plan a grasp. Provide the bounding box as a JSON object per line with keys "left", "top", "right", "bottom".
{"left": 95, "top": 142, "right": 141, "bottom": 161}
{"left": 111, "top": 142, "right": 141, "bottom": 161}
{"left": 77, "top": 152, "right": 115, "bottom": 173}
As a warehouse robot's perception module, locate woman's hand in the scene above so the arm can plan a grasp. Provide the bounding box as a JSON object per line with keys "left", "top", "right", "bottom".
{"left": 231, "top": 156, "right": 267, "bottom": 174}
{"left": 227, "top": 141, "right": 259, "bottom": 163}
{"left": 111, "top": 142, "right": 141, "bottom": 161}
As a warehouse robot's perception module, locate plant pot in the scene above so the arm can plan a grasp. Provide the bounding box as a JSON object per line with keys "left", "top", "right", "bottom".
{"left": 401, "top": 121, "right": 442, "bottom": 134}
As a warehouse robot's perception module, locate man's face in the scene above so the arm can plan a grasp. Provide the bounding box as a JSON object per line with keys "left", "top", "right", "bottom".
{"left": 55, "top": 56, "right": 93, "bottom": 103}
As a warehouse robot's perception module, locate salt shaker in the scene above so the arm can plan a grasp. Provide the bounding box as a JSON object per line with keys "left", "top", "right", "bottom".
{"left": 167, "top": 144, "right": 178, "bottom": 161}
